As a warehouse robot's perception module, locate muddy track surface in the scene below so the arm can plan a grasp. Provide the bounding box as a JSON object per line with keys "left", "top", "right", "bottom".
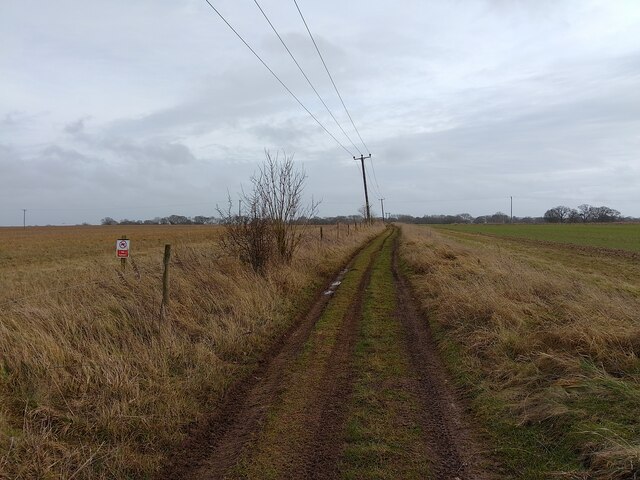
{"left": 156, "top": 231, "right": 388, "bottom": 480}
{"left": 299, "top": 236, "right": 382, "bottom": 479}
{"left": 158, "top": 227, "right": 495, "bottom": 479}
{"left": 391, "top": 234, "right": 496, "bottom": 479}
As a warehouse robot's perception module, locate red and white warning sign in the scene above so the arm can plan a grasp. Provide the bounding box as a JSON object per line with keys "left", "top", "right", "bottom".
{"left": 116, "top": 239, "right": 130, "bottom": 258}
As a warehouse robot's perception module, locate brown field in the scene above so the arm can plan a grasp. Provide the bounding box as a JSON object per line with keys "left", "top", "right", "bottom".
{"left": 0, "top": 223, "right": 383, "bottom": 479}
{"left": 0, "top": 225, "right": 220, "bottom": 305}
{"left": 400, "top": 224, "right": 640, "bottom": 479}
{"left": 4, "top": 222, "right": 639, "bottom": 479}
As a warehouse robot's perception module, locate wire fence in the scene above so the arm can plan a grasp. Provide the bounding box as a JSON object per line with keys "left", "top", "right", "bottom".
{"left": 0, "top": 224, "right": 378, "bottom": 311}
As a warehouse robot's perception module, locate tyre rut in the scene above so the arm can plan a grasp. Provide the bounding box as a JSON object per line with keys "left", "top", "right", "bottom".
{"left": 156, "top": 229, "right": 389, "bottom": 480}
{"left": 391, "top": 230, "right": 497, "bottom": 479}
{"left": 298, "top": 229, "right": 392, "bottom": 479}
{"left": 159, "top": 226, "right": 496, "bottom": 479}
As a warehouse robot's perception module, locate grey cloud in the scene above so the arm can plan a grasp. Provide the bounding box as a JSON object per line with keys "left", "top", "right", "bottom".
{"left": 2, "top": 0, "right": 640, "bottom": 224}
{"left": 64, "top": 117, "right": 90, "bottom": 135}
{"left": 0, "top": 143, "right": 101, "bottom": 194}
{"left": 107, "top": 140, "right": 197, "bottom": 167}
{"left": 1, "top": 111, "right": 26, "bottom": 127}
{"left": 104, "top": 69, "right": 292, "bottom": 139}
{"left": 249, "top": 118, "right": 319, "bottom": 146}
{"left": 0, "top": 111, "right": 45, "bottom": 131}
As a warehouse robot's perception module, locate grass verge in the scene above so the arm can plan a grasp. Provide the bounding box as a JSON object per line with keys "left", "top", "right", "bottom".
{"left": 399, "top": 224, "right": 640, "bottom": 479}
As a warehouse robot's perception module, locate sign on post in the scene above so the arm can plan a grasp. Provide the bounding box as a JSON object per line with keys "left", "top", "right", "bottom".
{"left": 116, "top": 239, "right": 130, "bottom": 258}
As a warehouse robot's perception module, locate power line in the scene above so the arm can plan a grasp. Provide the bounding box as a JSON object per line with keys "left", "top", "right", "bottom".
{"left": 370, "top": 157, "right": 382, "bottom": 197}
{"left": 362, "top": 158, "right": 382, "bottom": 203}
{"left": 293, "top": 0, "right": 370, "bottom": 155}
{"left": 252, "top": 0, "right": 362, "bottom": 156}
{"left": 365, "top": 157, "right": 383, "bottom": 199}
{"left": 292, "top": 0, "right": 383, "bottom": 202}
{"left": 202, "top": 0, "right": 354, "bottom": 157}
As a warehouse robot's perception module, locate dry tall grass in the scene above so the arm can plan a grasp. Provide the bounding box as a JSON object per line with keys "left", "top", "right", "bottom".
{"left": 400, "top": 224, "right": 640, "bottom": 479}
{"left": 0, "top": 223, "right": 382, "bottom": 478}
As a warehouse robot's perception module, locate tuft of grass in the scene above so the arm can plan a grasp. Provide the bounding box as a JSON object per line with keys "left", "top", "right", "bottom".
{"left": 0, "top": 223, "right": 384, "bottom": 478}
{"left": 400, "top": 224, "right": 640, "bottom": 479}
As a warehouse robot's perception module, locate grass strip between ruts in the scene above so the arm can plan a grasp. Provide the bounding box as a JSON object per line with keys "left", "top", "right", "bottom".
{"left": 340, "top": 228, "right": 431, "bottom": 479}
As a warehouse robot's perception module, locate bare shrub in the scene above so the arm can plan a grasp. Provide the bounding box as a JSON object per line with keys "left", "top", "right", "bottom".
{"left": 220, "top": 150, "right": 318, "bottom": 272}
{"left": 218, "top": 190, "right": 273, "bottom": 274}
{"left": 253, "top": 150, "right": 318, "bottom": 262}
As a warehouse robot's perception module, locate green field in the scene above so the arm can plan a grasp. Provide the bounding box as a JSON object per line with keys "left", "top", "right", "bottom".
{"left": 434, "top": 223, "right": 640, "bottom": 252}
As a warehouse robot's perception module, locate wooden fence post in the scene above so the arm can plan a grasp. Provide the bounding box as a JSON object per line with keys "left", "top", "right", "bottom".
{"left": 320, "top": 226, "right": 323, "bottom": 241}
{"left": 121, "top": 235, "right": 128, "bottom": 272}
{"left": 160, "top": 244, "right": 171, "bottom": 319}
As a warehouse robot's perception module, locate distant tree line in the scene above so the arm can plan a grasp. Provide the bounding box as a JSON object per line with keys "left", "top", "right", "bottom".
{"left": 543, "top": 204, "right": 624, "bottom": 223}
{"left": 101, "top": 215, "right": 216, "bottom": 225}
{"left": 100, "top": 214, "right": 370, "bottom": 226}
{"left": 388, "top": 204, "right": 634, "bottom": 225}
{"left": 383, "top": 212, "right": 542, "bottom": 224}
{"left": 99, "top": 204, "right": 635, "bottom": 227}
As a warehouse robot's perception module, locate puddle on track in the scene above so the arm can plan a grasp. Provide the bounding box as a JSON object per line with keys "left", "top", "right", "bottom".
{"left": 324, "top": 268, "right": 349, "bottom": 295}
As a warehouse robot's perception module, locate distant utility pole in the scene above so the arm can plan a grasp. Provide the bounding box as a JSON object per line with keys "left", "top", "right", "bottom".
{"left": 510, "top": 196, "right": 513, "bottom": 223}
{"left": 379, "top": 198, "right": 385, "bottom": 223}
{"left": 22, "top": 209, "right": 26, "bottom": 229}
{"left": 238, "top": 199, "right": 242, "bottom": 218}
{"left": 354, "top": 154, "right": 371, "bottom": 223}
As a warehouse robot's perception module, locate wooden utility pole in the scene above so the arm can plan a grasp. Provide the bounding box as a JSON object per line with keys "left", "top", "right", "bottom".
{"left": 379, "top": 198, "right": 385, "bottom": 223}
{"left": 354, "top": 154, "right": 371, "bottom": 223}
{"left": 510, "top": 196, "right": 513, "bottom": 223}
{"left": 22, "top": 209, "right": 26, "bottom": 229}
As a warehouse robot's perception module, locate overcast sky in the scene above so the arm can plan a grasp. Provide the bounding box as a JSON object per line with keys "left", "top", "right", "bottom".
{"left": 1, "top": 0, "right": 639, "bottom": 225}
